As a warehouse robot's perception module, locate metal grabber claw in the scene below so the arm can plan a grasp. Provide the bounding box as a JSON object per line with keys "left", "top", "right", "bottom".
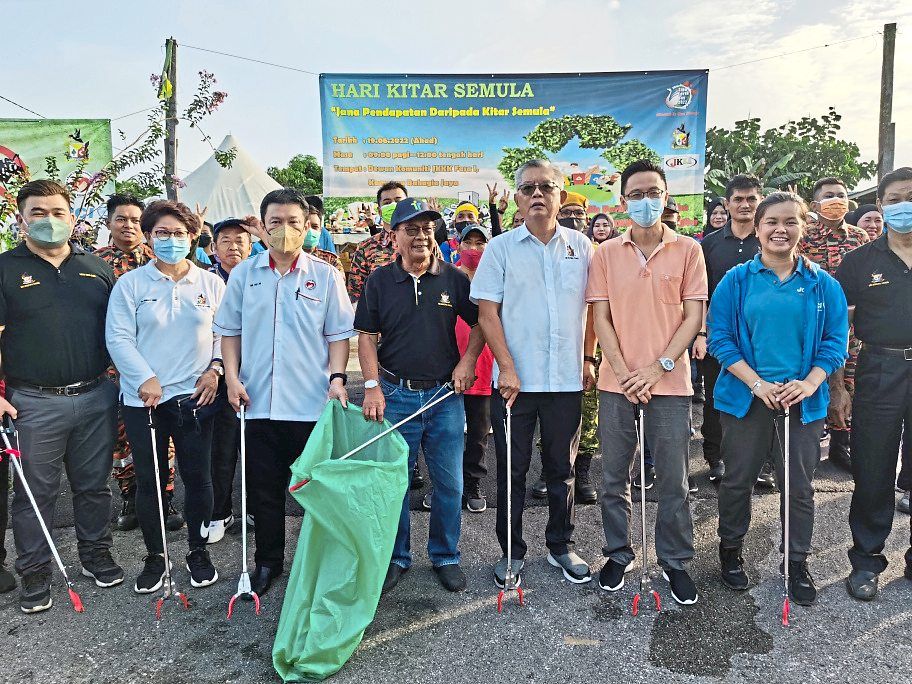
{"left": 227, "top": 570, "right": 261, "bottom": 618}
{"left": 227, "top": 405, "right": 261, "bottom": 618}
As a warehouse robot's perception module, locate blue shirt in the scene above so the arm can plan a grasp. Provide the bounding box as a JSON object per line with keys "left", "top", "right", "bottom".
{"left": 707, "top": 254, "right": 848, "bottom": 423}
{"left": 318, "top": 227, "right": 337, "bottom": 254}
{"left": 743, "top": 261, "right": 805, "bottom": 382}
{"left": 106, "top": 262, "right": 225, "bottom": 408}
{"left": 470, "top": 223, "right": 593, "bottom": 392}
{"left": 212, "top": 251, "right": 356, "bottom": 421}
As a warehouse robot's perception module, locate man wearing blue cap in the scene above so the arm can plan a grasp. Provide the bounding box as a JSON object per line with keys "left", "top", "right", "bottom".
{"left": 356, "top": 199, "right": 484, "bottom": 593}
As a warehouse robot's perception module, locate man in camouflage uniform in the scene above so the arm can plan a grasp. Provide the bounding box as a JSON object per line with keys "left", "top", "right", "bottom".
{"left": 799, "top": 177, "right": 870, "bottom": 472}
{"left": 95, "top": 194, "right": 182, "bottom": 531}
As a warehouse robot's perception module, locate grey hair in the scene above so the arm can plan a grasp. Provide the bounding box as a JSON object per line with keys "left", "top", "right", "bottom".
{"left": 514, "top": 159, "right": 564, "bottom": 188}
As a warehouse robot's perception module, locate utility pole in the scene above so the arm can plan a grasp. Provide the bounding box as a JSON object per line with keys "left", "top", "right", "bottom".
{"left": 164, "top": 37, "right": 179, "bottom": 200}
{"left": 878, "top": 23, "right": 896, "bottom": 182}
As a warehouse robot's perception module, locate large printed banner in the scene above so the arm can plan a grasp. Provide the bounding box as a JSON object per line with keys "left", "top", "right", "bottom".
{"left": 0, "top": 118, "right": 113, "bottom": 209}
{"left": 320, "top": 71, "right": 708, "bottom": 230}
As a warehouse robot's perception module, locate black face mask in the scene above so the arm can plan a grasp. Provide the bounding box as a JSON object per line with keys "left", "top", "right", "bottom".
{"left": 453, "top": 220, "right": 473, "bottom": 234}
{"left": 662, "top": 221, "right": 677, "bottom": 231}
{"left": 558, "top": 217, "right": 587, "bottom": 232}
{"left": 197, "top": 233, "right": 212, "bottom": 248}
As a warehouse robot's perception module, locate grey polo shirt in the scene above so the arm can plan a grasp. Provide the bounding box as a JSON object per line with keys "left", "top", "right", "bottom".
{"left": 212, "top": 251, "right": 356, "bottom": 421}
{"left": 106, "top": 261, "right": 225, "bottom": 408}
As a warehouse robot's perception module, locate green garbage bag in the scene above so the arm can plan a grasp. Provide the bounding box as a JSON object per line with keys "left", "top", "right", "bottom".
{"left": 273, "top": 400, "right": 409, "bottom": 682}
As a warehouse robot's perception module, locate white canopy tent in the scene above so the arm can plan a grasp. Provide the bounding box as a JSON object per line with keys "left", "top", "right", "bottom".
{"left": 176, "top": 134, "right": 281, "bottom": 222}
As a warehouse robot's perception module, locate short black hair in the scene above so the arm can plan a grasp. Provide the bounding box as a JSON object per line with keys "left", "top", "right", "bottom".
{"left": 304, "top": 195, "right": 324, "bottom": 217}
{"left": 106, "top": 193, "right": 145, "bottom": 217}
{"left": 725, "top": 174, "right": 762, "bottom": 199}
{"left": 620, "top": 160, "right": 667, "bottom": 195}
{"left": 811, "top": 176, "right": 847, "bottom": 200}
{"left": 259, "top": 187, "right": 310, "bottom": 222}
{"left": 375, "top": 181, "right": 408, "bottom": 206}
{"left": 17, "top": 179, "right": 71, "bottom": 212}
{"left": 877, "top": 166, "right": 912, "bottom": 200}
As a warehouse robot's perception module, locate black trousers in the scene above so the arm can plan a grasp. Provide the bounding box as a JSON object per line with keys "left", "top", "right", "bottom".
{"left": 701, "top": 355, "right": 723, "bottom": 468}
{"left": 463, "top": 394, "right": 490, "bottom": 490}
{"left": 210, "top": 399, "right": 240, "bottom": 521}
{"left": 848, "top": 348, "right": 912, "bottom": 573}
{"left": 491, "top": 391, "right": 582, "bottom": 560}
{"left": 244, "top": 419, "right": 315, "bottom": 571}
{"left": 123, "top": 400, "right": 214, "bottom": 554}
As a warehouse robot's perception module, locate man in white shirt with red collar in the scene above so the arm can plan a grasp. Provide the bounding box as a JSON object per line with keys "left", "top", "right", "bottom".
{"left": 213, "top": 188, "right": 355, "bottom": 598}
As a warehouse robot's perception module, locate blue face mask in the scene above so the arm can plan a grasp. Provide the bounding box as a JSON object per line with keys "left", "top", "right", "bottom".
{"left": 883, "top": 201, "right": 912, "bottom": 234}
{"left": 626, "top": 197, "right": 664, "bottom": 228}
{"left": 153, "top": 237, "right": 191, "bottom": 264}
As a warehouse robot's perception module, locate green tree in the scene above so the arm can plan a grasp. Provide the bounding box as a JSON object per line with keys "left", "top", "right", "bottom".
{"left": 267, "top": 154, "right": 323, "bottom": 194}
{"left": 114, "top": 177, "right": 163, "bottom": 200}
{"left": 704, "top": 152, "right": 809, "bottom": 201}
{"left": 705, "top": 108, "right": 876, "bottom": 201}
{"left": 498, "top": 114, "right": 657, "bottom": 187}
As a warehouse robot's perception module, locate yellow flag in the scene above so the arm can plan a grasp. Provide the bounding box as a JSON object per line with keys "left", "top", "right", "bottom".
{"left": 157, "top": 41, "right": 174, "bottom": 101}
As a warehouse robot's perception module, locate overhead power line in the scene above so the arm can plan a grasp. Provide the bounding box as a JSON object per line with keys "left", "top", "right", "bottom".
{"left": 183, "top": 44, "right": 320, "bottom": 75}
{"left": 0, "top": 95, "right": 46, "bottom": 119}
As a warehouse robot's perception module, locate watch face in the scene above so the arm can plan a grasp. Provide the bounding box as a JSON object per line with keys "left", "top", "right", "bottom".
{"left": 660, "top": 358, "right": 675, "bottom": 371}
{"left": 364, "top": 380, "right": 379, "bottom": 389}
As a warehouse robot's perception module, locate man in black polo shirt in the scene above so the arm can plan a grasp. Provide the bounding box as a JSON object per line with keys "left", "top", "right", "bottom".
{"left": 835, "top": 166, "right": 912, "bottom": 600}
{"left": 356, "top": 199, "right": 482, "bottom": 594}
{"left": 697, "top": 174, "right": 763, "bottom": 484}
{"left": 0, "top": 180, "right": 121, "bottom": 613}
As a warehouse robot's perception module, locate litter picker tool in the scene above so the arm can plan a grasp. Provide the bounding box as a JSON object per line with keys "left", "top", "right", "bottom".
{"left": 290, "top": 385, "right": 455, "bottom": 492}
{"left": 228, "top": 404, "right": 260, "bottom": 617}
{"left": 780, "top": 405, "right": 791, "bottom": 627}
{"left": 632, "top": 405, "right": 660, "bottom": 616}
{"left": 497, "top": 404, "right": 524, "bottom": 613}
{"left": 0, "top": 415, "right": 84, "bottom": 612}
{"left": 148, "top": 408, "right": 189, "bottom": 620}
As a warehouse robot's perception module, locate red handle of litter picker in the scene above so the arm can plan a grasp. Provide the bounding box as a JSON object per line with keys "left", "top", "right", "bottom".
{"left": 68, "top": 587, "right": 85, "bottom": 613}
{"left": 632, "top": 593, "right": 640, "bottom": 616}
{"left": 289, "top": 479, "right": 309, "bottom": 492}
{"left": 782, "top": 597, "right": 790, "bottom": 626}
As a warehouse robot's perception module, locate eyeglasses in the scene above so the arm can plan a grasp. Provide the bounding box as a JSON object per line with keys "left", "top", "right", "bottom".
{"left": 558, "top": 209, "right": 587, "bottom": 219}
{"left": 517, "top": 182, "right": 561, "bottom": 196}
{"left": 151, "top": 229, "right": 190, "bottom": 240}
{"left": 624, "top": 189, "right": 664, "bottom": 201}
{"left": 397, "top": 225, "right": 435, "bottom": 237}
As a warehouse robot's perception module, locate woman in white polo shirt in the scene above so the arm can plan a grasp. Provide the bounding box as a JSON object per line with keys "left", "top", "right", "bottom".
{"left": 106, "top": 200, "right": 225, "bottom": 595}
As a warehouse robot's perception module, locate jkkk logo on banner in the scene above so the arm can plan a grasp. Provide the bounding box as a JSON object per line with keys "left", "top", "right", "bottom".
{"left": 664, "top": 154, "right": 699, "bottom": 169}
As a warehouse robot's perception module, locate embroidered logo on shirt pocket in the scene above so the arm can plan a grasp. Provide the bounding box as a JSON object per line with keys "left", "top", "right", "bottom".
{"left": 659, "top": 274, "right": 683, "bottom": 305}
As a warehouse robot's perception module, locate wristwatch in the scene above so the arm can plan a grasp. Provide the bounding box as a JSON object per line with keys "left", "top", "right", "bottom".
{"left": 584, "top": 355, "right": 598, "bottom": 364}
{"left": 329, "top": 372, "right": 348, "bottom": 386}
{"left": 364, "top": 379, "right": 380, "bottom": 390}
{"left": 696, "top": 331, "right": 707, "bottom": 338}
{"left": 750, "top": 380, "right": 763, "bottom": 395}
{"left": 207, "top": 363, "right": 224, "bottom": 377}
{"left": 658, "top": 357, "right": 675, "bottom": 372}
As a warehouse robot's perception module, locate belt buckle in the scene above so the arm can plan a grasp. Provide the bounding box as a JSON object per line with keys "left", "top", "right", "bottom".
{"left": 62, "top": 384, "right": 80, "bottom": 397}
{"left": 904, "top": 348, "right": 912, "bottom": 362}
{"left": 406, "top": 379, "right": 417, "bottom": 391}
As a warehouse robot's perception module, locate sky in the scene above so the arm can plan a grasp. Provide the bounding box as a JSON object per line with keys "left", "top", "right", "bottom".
{"left": 3, "top": 0, "right": 909, "bottom": 192}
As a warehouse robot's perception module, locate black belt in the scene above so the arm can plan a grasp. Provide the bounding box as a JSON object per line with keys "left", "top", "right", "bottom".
{"left": 379, "top": 367, "right": 450, "bottom": 391}
{"left": 7, "top": 374, "right": 106, "bottom": 396}
{"left": 863, "top": 343, "right": 912, "bottom": 361}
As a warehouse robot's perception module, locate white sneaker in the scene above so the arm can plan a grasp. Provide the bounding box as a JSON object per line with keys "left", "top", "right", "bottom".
{"left": 206, "top": 515, "right": 234, "bottom": 545}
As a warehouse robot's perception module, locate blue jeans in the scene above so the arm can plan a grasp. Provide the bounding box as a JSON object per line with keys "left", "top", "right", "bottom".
{"left": 382, "top": 379, "right": 464, "bottom": 569}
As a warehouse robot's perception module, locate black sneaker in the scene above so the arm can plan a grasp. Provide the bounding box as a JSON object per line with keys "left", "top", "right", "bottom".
{"left": 531, "top": 478, "right": 547, "bottom": 499}
{"left": 115, "top": 494, "right": 138, "bottom": 531}
{"left": 786, "top": 560, "right": 817, "bottom": 606}
{"left": 756, "top": 463, "right": 776, "bottom": 490}
{"left": 692, "top": 388, "right": 705, "bottom": 404}
{"left": 166, "top": 496, "right": 185, "bottom": 531}
{"left": 633, "top": 465, "right": 655, "bottom": 490}
{"left": 134, "top": 554, "right": 169, "bottom": 594}
{"left": 410, "top": 465, "right": 425, "bottom": 490}
{"left": 434, "top": 563, "right": 467, "bottom": 592}
{"left": 575, "top": 471, "right": 598, "bottom": 504}
{"left": 719, "top": 545, "right": 749, "bottom": 590}
{"left": 662, "top": 567, "right": 699, "bottom": 605}
{"left": 0, "top": 563, "right": 16, "bottom": 594}
{"left": 707, "top": 462, "right": 725, "bottom": 483}
{"left": 464, "top": 482, "right": 487, "bottom": 513}
{"left": 598, "top": 558, "right": 633, "bottom": 592}
{"left": 186, "top": 548, "right": 218, "bottom": 588}
{"left": 688, "top": 477, "right": 698, "bottom": 494}
{"left": 905, "top": 563, "right": 912, "bottom": 581}
{"left": 827, "top": 430, "right": 852, "bottom": 472}
{"left": 420, "top": 492, "right": 432, "bottom": 511}
{"left": 81, "top": 549, "right": 124, "bottom": 588}
{"left": 20, "top": 567, "right": 52, "bottom": 614}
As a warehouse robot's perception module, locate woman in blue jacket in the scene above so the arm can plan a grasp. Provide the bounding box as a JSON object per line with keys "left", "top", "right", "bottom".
{"left": 707, "top": 192, "right": 848, "bottom": 608}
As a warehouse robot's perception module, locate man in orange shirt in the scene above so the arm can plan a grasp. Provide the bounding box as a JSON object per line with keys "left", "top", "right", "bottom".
{"left": 586, "top": 160, "right": 707, "bottom": 606}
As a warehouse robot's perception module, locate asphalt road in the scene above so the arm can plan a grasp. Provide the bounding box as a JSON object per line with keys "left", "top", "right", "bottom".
{"left": 2, "top": 385, "right": 910, "bottom": 683}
